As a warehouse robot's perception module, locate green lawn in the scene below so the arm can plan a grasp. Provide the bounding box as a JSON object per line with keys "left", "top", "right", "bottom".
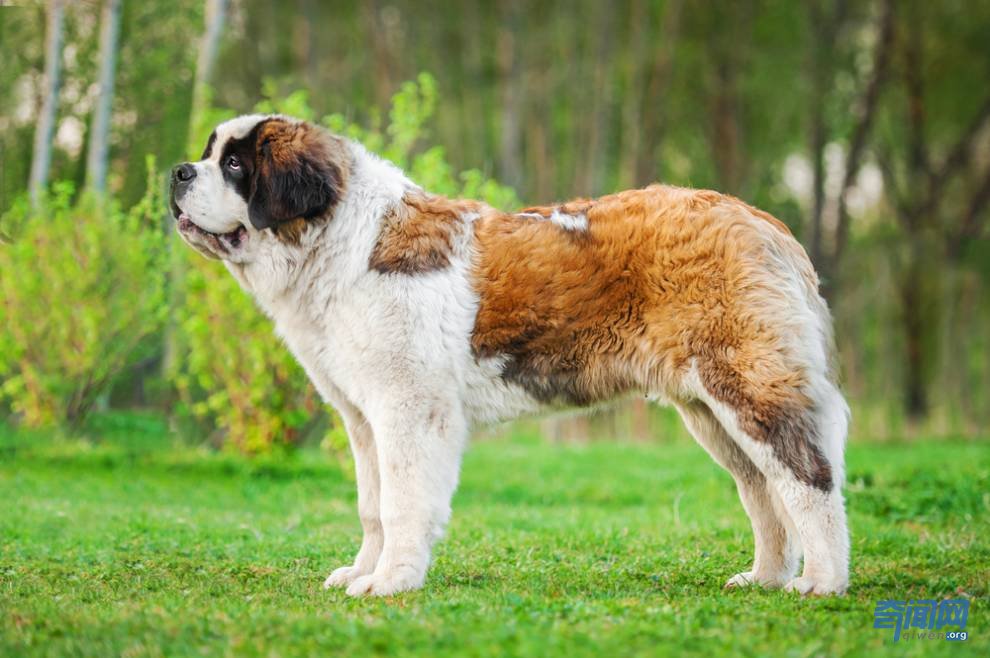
{"left": 1, "top": 417, "right": 987, "bottom": 657}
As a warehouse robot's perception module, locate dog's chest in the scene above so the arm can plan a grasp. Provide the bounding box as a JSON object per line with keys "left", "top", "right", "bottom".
{"left": 254, "top": 304, "right": 367, "bottom": 413}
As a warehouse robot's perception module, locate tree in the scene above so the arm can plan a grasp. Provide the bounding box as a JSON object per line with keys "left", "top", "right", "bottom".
{"left": 806, "top": 0, "right": 895, "bottom": 297}
{"left": 85, "top": 0, "right": 123, "bottom": 195}
{"left": 829, "top": 0, "right": 894, "bottom": 288}
{"left": 188, "top": 0, "right": 229, "bottom": 148}
{"left": 163, "top": 0, "right": 229, "bottom": 380}
{"left": 496, "top": 0, "right": 523, "bottom": 191}
{"left": 633, "top": 0, "right": 682, "bottom": 187}
{"left": 28, "top": 0, "right": 65, "bottom": 207}
{"left": 873, "top": 1, "right": 990, "bottom": 420}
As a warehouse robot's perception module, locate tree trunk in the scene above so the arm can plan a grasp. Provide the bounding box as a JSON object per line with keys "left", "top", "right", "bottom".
{"left": 822, "top": 0, "right": 894, "bottom": 299}
{"left": 617, "top": 0, "right": 647, "bottom": 189}
{"left": 634, "top": 0, "right": 683, "bottom": 187}
{"left": 188, "top": 0, "right": 229, "bottom": 149}
{"left": 28, "top": 0, "right": 65, "bottom": 207}
{"left": 805, "top": 0, "right": 830, "bottom": 268}
{"left": 808, "top": 98, "right": 827, "bottom": 266}
{"left": 900, "top": 240, "right": 930, "bottom": 421}
{"left": 164, "top": 0, "right": 229, "bottom": 381}
{"left": 86, "top": 0, "right": 122, "bottom": 195}
{"left": 897, "top": 3, "right": 933, "bottom": 423}
{"left": 579, "top": 1, "right": 615, "bottom": 195}
{"left": 526, "top": 101, "right": 551, "bottom": 201}
{"left": 710, "top": 60, "right": 741, "bottom": 193}
{"left": 496, "top": 0, "right": 523, "bottom": 191}
{"left": 706, "top": 2, "right": 748, "bottom": 195}
{"left": 364, "top": 0, "right": 395, "bottom": 110}
{"left": 295, "top": 0, "right": 318, "bottom": 91}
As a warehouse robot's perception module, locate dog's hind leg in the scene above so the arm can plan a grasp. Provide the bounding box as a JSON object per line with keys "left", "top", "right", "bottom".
{"left": 676, "top": 400, "right": 800, "bottom": 588}
{"left": 696, "top": 375, "right": 850, "bottom": 595}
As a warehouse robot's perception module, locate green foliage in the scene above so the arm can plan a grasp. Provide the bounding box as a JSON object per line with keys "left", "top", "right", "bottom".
{"left": 5, "top": 0, "right": 987, "bottom": 432}
{"left": 173, "top": 74, "right": 518, "bottom": 454}
{"left": 1, "top": 424, "right": 988, "bottom": 656}
{"left": 0, "top": 161, "right": 167, "bottom": 427}
{"left": 173, "top": 82, "right": 321, "bottom": 452}
{"left": 172, "top": 249, "right": 325, "bottom": 453}
{"left": 321, "top": 73, "right": 519, "bottom": 209}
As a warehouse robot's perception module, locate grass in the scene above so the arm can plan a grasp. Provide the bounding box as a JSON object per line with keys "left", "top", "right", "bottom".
{"left": 1, "top": 415, "right": 988, "bottom": 657}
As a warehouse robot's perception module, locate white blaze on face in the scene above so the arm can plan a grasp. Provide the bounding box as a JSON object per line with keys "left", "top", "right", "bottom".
{"left": 178, "top": 114, "right": 271, "bottom": 235}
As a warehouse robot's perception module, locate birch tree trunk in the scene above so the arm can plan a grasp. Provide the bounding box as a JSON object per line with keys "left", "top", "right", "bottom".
{"left": 28, "top": 0, "right": 65, "bottom": 207}
{"left": 188, "top": 0, "right": 229, "bottom": 149}
{"left": 86, "top": 0, "right": 122, "bottom": 195}
{"left": 164, "top": 0, "right": 229, "bottom": 380}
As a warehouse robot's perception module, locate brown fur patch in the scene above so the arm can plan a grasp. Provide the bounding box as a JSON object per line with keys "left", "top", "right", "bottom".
{"left": 249, "top": 119, "right": 350, "bottom": 242}
{"left": 698, "top": 361, "right": 832, "bottom": 490}
{"left": 369, "top": 192, "right": 481, "bottom": 274}
{"left": 270, "top": 217, "right": 309, "bottom": 246}
{"left": 471, "top": 184, "right": 833, "bottom": 490}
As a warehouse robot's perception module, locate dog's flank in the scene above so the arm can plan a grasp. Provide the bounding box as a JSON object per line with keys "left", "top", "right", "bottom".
{"left": 471, "top": 187, "right": 837, "bottom": 491}
{"left": 170, "top": 115, "right": 851, "bottom": 598}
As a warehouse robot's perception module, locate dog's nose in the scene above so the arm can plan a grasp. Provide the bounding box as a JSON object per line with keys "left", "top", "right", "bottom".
{"left": 172, "top": 163, "right": 197, "bottom": 183}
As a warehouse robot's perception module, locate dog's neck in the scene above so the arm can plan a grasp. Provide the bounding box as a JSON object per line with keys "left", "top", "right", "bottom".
{"left": 226, "top": 139, "right": 418, "bottom": 327}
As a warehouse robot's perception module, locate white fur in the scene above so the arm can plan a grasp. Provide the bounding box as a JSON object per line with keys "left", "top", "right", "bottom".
{"left": 515, "top": 209, "right": 588, "bottom": 232}
{"left": 177, "top": 114, "right": 274, "bottom": 236}
{"left": 675, "top": 209, "right": 850, "bottom": 594}
{"left": 177, "top": 115, "right": 849, "bottom": 597}
{"left": 178, "top": 117, "right": 543, "bottom": 595}
{"left": 549, "top": 209, "right": 588, "bottom": 231}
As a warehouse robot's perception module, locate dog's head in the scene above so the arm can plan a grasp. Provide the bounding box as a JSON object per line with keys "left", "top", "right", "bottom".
{"left": 169, "top": 115, "right": 349, "bottom": 261}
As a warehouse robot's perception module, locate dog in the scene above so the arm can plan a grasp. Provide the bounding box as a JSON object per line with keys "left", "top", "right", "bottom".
{"left": 170, "top": 114, "right": 850, "bottom": 597}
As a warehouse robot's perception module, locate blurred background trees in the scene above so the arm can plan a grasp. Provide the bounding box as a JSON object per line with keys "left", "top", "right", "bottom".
{"left": 1, "top": 0, "right": 989, "bottom": 449}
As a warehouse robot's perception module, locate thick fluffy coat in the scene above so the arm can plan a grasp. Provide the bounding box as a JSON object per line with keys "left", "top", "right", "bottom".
{"left": 170, "top": 115, "right": 850, "bottom": 597}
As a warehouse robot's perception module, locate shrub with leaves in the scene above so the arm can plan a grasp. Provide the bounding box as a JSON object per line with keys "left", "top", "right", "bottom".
{"left": 0, "top": 163, "right": 167, "bottom": 427}
{"left": 171, "top": 259, "right": 325, "bottom": 453}
{"left": 174, "top": 74, "right": 518, "bottom": 454}
{"left": 319, "top": 73, "right": 519, "bottom": 209}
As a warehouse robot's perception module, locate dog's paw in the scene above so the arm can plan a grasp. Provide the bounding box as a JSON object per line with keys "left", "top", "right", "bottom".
{"left": 323, "top": 565, "right": 369, "bottom": 589}
{"left": 725, "top": 570, "right": 790, "bottom": 590}
{"left": 784, "top": 575, "right": 847, "bottom": 596}
{"left": 345, "top": 565, "right": 424, "bottom": 597}
{"left": 724, "top": 571, "right": 757, "bottom": 589}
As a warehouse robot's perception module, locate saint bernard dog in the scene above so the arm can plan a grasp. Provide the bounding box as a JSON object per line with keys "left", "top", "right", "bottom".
{"left": 170, "top": 114, "right": 850, "bottom": 597}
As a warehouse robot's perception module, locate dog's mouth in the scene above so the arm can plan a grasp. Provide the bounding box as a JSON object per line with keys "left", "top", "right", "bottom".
{"left": 176, "top": 212, "right": 248, "bottom": 252}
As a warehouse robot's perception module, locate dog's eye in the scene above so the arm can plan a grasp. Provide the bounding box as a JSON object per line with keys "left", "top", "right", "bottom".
{"left": 226, "top": 155, "right": 241, "bottom": 170}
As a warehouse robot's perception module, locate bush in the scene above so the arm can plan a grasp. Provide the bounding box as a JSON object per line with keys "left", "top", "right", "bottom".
{"left": 171, "top": 257, "right": 325, "bottom": 453}
{"left": 172, "top": 74, "right": 519, "bottom": 454}
{"left": 0, "top": 164, "right": 167, "bottom": 427}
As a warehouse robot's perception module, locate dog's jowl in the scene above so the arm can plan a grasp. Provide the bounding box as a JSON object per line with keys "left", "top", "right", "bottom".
{"left": 170, "top": 114, "right": 850, "bottom": 597}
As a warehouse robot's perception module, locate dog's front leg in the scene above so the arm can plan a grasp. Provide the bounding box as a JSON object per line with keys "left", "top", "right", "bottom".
{"left": 345, "top": 395, "right": 467, "bottom": 597}
{"left": 323, "top": 402, "right": 383, "bottom": 589}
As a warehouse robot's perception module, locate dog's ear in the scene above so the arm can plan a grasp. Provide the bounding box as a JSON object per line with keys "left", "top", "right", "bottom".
{"left": 248, "top": 120, "right": 344, "bottom": 231}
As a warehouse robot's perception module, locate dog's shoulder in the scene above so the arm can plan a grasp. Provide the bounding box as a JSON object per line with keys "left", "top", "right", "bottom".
{"left": 368, "top": 190, "right": 485, "bottom": 276}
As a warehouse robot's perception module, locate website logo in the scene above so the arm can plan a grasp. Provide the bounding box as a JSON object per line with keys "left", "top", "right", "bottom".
{"left": 873, "top": 599, "right": 970, "bottom": 642}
